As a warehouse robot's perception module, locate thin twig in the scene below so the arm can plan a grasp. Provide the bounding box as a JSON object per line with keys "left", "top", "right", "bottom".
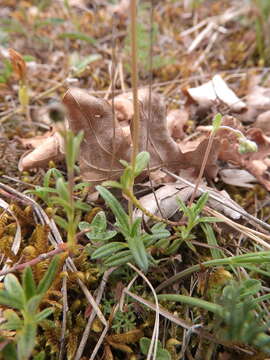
{"left": 161, "top": 169, "right": 270, "bottom": 232}
{"left": 0, "top": 244, "right": 67, "bottom": 277}
{"left": 188, "top": 129, "right": 215, "bottom": 206}
{"left": 127, "top": 263, "right": 159, "bottom": 360}
{"left": 59, "top": 265, "right": 68, "bottom": 360}
{"left": 74, "top": 267, "right": 116, "bottom": 360}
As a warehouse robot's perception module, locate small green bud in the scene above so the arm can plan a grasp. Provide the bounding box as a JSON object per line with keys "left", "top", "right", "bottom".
{"left": 238, "top": 138, "right": 258, "bottom": 154}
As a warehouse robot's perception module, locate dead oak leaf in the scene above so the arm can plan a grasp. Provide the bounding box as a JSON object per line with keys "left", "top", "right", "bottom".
{"left": 186, "top": 75, "right": 247, "bottom": 113}
{"left": 63, "top": 88, "right": 131, "bottom": 184}
{"left": 18, "top": 88, "right": 220, "bottom": 184}
{"left": 18, "top": 132, "right": 64, "bottom": 171}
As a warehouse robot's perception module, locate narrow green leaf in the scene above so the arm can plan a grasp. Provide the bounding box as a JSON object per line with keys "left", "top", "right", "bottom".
{"left": 0, "top": 290, "right": 24, "bottom": 309}
{"left": 128, "top": 236, "right": 149, "bottom": 272}
{"left": 74, "top": 200, "right": 91, "bottom": 211}
{"left": 104, "top": 250, "right": 133, "bottom": 267}
{"left": 102, "top": 180, "right": 123, "bottom": 189}
{"left": 201, "top": 223, "right": 224, "bottom": 259}
{"left": 50, "top": 196, "right": 73, "bottom": 212}
{"left": 4, "top": 274, "right": 25, "bottom": 304}
{"left": 176, "top": 197, "right": 188, "bottom": 214}
{"left": 91, "top": 242, "right": 128, "bottom": 259}
{"left": 134, "top": 151, "right": 150, "bottom": 177}
{"left": 35, "top": 308, "right": 54, "bottom": 322}
{"left": 212, "top": 113, "right": 222, "bottom": 133}
{"left": 96, "top": 186, "right": 130, "bottom": 234}
{"left": 130, "top": 218, "right": 142, "bottom": 237}
{"left": 194, "top": 192, "right": 209, "bottom": 216}
{"left": 54, "top": 215, "right": 68, "bottom": 230}
{"left": 36, "top": 256, "right": 59, "bottom": 295}
{"left": 22, "top": 267, "right": 36, "bottom": 300}
{"left": 1, "top": 309, "right": 23, "bottom": 330}
{"left": 74, "top": 54, "right": 102, "bottom": 72}
{"left": 157, "top": 294, "right": 222, "bottom": 315}
{"left": 56, "top": 178, "right": 69, "bottom": 202}
{"left": 44, "top": 168, "right": 63, "bottom": 188}
{"left": 59, "top": 32, "right": 96, "bottom": 44}
{"left": 17, "top": 322, "right": 37, "bottom": 360}
{"left": 26, "top": 295, "right": 43, "bottom": 314}
{"left": 239, "top": 279, "right": 261, "bottom": 299}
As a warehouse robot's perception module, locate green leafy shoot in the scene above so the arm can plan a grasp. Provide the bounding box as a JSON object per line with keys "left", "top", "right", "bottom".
{"left": 140, "top": 337, "right": 171, "bottom": 360}
{"left": 0, "top": 256, "right": 59, "bottom": 360}
{"left": 165, "top": 192, "right": 220, "bottom": 254}
{"left": 158, "top": 279, "right": 270, "bottom": 354}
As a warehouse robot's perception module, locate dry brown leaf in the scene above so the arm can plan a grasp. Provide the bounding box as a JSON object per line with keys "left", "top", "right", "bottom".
{"left": 180, "top": 136, "right": 220, "bottom": 178}
{"left": 19, "top": 88, "right": 220, "bottom": 184}
{"left": 16, "top": 130, "right": 55, "bottom": 149}
{"left": 108, "top": 0, "right": 130, "bottom": 21}
{"left": 111, "top": 93, "right": 134, "bottom": 122}
{"left": 167, "top": 109, "right": 189, "bottom": 140}
{"left": 216, "top": 122, "right": 270, "bottom": 190}
{"left": 254, "top": 110, "right": 270, "bottom": 135}
{"left": 63, "top": 88, "right": 131, "bottom": 184}
{"left": 133, "top": 183, "right": 193, "bottom": 222}
{"left": 219, "top": 168, "right": 256, "bottom": 188}
{"left": 8, "top": 48, "right": 27, "bottom": 81}
{"left": 240, "top": 84, "right": 270, "bottom": 123}
{"left": 187, "top": 75, "right": 247, "bottom": 113}
{"left": 134, "top": 182, "right": 247, "bottom": 223}
{"left": 18, "top": 132, "right": 64, "bottom": 171}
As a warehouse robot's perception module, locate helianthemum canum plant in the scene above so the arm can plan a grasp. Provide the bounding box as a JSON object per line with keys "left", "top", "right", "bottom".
{"left": 27, "top": 129, "right": 91, "bottom": 250}
{"left": 89, "top": 151, "right": 170, "bottom": 272}
{"left": 0, "top": 256, "right": 59, "bottom": 360}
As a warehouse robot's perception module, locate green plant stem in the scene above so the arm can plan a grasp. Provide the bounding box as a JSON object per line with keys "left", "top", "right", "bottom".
{"left": 156, "top": 251, "right": 270, "bottom": 292}
{"left": 157, "top": 294, "right": 222, "bottom": 314}
{"left": 124, "top": 189, "right": 178, "bottom": 226}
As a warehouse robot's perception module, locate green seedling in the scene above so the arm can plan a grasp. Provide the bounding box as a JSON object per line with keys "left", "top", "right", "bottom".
{"left": 28, "top": 130, "right": 90, "bottom": 249}
{"left": 140, "top": 337, "right": 171, "bottom": 360}
{"left": 165, "top": 192, "right": 220, "bottom": 254}
{"left": 0, "top": 257, "right": 59, "bottom": 360}
{"left": 158, "top": 279, "right": 270, "bottom": 354}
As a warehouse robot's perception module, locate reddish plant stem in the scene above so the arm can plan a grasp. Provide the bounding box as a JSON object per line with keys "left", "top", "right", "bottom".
{"left": 188, "top": 130, "right": 215, "bottom": 206}
{"left": 0, "top": 243, "right": 67, "bottom": 277}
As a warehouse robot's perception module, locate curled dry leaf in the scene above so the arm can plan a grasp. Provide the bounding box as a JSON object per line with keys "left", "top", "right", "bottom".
{"left": 8, "top": 48, "right": 27, "bottom": 81}
{"left": 16, "top": 130, "right": 55, "bottom": 149}
{"left": 240, "top": 84, "right": 270, "bottom": 124}
{"left": 63, "top": 88, "right": 131, "bottom": 184}
{"left": 198, "top": 115, "right": 270, "bottom": 190}
{"left": 219, "top": 168, "right": 256, "bottom": 188}
{"left": 19, "top": 88, "right": 220, "bottom": 184}
{"left": 133, "top": 182, "right": 247, "bottom": 223}
{"left": 187, "top": 75, "right": 247, "bottom": 113}
{"left": 133, "top": 183, "right": 194, "bottom": 223}
{"left": 111, "top": 93, "right": 134, "bottom": 122}
{"left": 18, "top": 132, "right": 64, "bottom": 171}
{"left": 108, "top": 0, "right": 130, "bottom": 21}
{"left": 254, "top": 110, "right": 270, "bottom": 135}
{"left": 167, "top": 109, "right": 189, "bottom": 140}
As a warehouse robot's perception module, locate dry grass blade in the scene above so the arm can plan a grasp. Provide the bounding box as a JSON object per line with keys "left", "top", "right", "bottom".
{"left": 124, "top": 290, "right": 253, "bottom": 355}
{"left": 204, "top": 207, "right": 270, "bottom": 249}
{"left": 127, "top": 263, "right": 159, "bottom": 360}
{"left": 74, "top": 267, "right": 116, "bottom": 360}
